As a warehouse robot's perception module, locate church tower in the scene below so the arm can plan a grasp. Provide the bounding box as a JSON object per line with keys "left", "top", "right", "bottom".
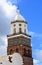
{"left": 7, "top": 9, "right": 33, "bottom": 65}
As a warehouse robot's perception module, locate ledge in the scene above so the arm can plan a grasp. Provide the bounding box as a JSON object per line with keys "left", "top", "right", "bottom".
{"left": 7, "top": 33, "right": 31, "bottom": 38}
{"left": 11, "top": 20, "right": 27, "bottom": 24}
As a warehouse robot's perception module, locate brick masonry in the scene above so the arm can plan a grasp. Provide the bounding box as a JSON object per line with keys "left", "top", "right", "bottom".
{"left": 7, "top": 35, "right": 33, "bottom": 65}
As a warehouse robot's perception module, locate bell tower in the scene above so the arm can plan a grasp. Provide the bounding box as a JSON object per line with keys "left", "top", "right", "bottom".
{"left": 7, "top": 9, "right": 33, "bottom": 65}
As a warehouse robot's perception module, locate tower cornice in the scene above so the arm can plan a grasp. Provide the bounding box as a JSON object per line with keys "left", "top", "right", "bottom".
{"left": 7, "top": 34, "right": 31, "bottom": 39}
{"left": 11, "top": 20, "right": 27, "bottom": 24}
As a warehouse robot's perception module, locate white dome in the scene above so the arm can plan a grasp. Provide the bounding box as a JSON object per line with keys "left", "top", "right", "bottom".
{"left": 14, "top": 13, "right": 25, "bottom": 21}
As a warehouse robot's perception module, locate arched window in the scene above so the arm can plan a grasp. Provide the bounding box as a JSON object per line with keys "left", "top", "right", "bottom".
{"left": 19, "top": 24, "right": 21, "bottom": 26}
{"left": 14, "top": 24, "right": 16, "bottom": 27}
{"left": 28, "top": 50, "right": 31, "bottom": 57}
{"left": 16, "top": 48, "right": 18, "bottom": 52}
{"left": 23, "top": 48, "right": 28, "bottom": 56}
{"left": 19, "top": 28, "right": 22, "bottom": 33}
{"left": 14, "top": 28, "right": 16, "bottom": 34}
{"left": 23, "top": 48, "right": 26, "bottom": 56}
{"left": 10, "top": 49, "right": 14, "bottom": 55}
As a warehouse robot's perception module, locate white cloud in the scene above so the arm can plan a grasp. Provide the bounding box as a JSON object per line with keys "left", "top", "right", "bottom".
{"left": 0, "top": 0, "right": 18, "bottom": 56}
{"left": 7, "top": 0, "right": 22, "bottom": 5}
{"left": 33, "top": 59, "right": 39, "bottom": 64}
{"left": 36, "top": 49, "right": 42, "bottom": 60}
{"left": 33, "top": 49, "right": 42, "bottom": 65}
{"left": 33, "top": 59, "right": 42, "bottom": 65}
{"left": 0, "top": 36, "right": 7, "bottom": 56}
{"left": 0, "top": 0, "right": 17, "bottom": 35}
{"left": 40, "top": 43, "right": 42, "bottom": 47}
{"left": 0, "top": 0, "right": 17, "bottom": 20}
{"left": 29, "top": 31, "right": 35, "bottom": 36}
{"left": 29, "top": 31, "right": 42, "bottom": 38}
{"left": 0, "top": 36, "right": 7, "bottom": 46}
{"left": 0, "top": 46, "right": 7, "bottom": 56}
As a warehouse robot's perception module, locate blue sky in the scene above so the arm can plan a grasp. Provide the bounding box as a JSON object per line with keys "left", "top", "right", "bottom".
{"left": 0, "top": 0, "right": 42, "bottom": 65}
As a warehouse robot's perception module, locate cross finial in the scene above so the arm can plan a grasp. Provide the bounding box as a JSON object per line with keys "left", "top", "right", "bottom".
{"left": 17, "top": 6, "right": 20, "bottom": 14}
{"left": 17, "top": 0, "right": 20, "bottom": 14}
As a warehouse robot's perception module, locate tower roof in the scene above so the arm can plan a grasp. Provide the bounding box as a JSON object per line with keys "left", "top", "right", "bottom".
{"left": 14, "top": 12, "right": 26, "bottom": 21}
{"left": 11, "top": 9, "right": 27, "bottom": 24}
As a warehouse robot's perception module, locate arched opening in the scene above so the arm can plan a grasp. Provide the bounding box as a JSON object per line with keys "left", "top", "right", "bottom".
{"left": 23, "top": 49, "right": 32, "bottom": 57}
{"left": 14, "top": 28, "right": 16, "bottom": 34}
{"left": 19, "top": 24, "right": 21, "bottom": 26}
{"left": 28, "top": 50, "right": 31, "bottom": 57}
{"left": 16, "top": 48, "right": 18, "bottom": 53}
{"left": 23, "top": 48, "right": 29, "bottom": 57}
{"left": 19, "top": 28, "right": 22, "bottom": 33}
{"left": 23, "top": 48, "right": 27, "bottom": 56}
{"left": 14, "top": 24, "right": 16, "bottom": 27}
{"left": 10, "top": 49, "right": 14, "bottom": 55}
{"left": 24, "top": 29, "right": 26, "bottom": 33}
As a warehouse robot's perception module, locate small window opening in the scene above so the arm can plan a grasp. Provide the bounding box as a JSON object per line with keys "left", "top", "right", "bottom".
{"left": 16, "top": 48, "right": 18, "bottom": 52}
{"left": 10, "top": 49, "right": 14, "bottom": 55}
{"left": 19, "top": 28, "right": 22, "bottom": 33}
{"left": 14, "top": 28, "right": 16, "bottom": 34}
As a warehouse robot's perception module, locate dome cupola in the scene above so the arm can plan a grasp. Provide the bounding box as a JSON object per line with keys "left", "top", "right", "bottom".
{"left": 14, "top": 10, "right": 25, "bottom": 21}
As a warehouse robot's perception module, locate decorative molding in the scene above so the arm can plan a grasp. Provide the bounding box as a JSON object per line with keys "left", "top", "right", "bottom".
{"left": 7, "top": 34, "right": 31, "bottom": 39}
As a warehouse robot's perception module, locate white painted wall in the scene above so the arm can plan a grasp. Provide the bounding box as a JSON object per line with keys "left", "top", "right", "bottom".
{"left": 11, "top": 22, "right": 28, "bottom": 34}
{"left": 0, "top": 53, "right": 23, "bottom": 65}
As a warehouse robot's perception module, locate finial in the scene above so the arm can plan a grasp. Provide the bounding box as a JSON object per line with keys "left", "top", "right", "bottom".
{"left": 17, "top": 3, "right": 20, "bottom": 14}
{"left": 17, "top": 9, "right": 20, "bottom": 14}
